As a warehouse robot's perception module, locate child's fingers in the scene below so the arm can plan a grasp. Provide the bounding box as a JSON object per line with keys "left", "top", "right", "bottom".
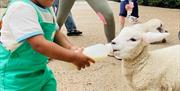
{"left": 77, "top": 66, "right": 81, "bottom": 70}
{"left": 81, "top": 65, "right": 86, "bottom": 69}
{"left": 76, "top": 63, "right": 87, "bottom": 70}
{"left": 79, "top": 47, "right": 84, "bottom": 52}
{"left": 74, "top": 47, "right": 84, "bottom": 53}
{"left": 86, "top": 62, "right": 90, "bottom": 67}
{"left": 87, "top": 57, "right": 95, "bottom": 64}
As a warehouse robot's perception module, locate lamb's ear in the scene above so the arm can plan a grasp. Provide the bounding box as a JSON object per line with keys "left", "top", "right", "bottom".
{"left": 142, "top": 32, "right": 170, "bottom": 43}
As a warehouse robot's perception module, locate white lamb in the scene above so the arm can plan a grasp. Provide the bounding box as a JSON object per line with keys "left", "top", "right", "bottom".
{"left": 143, "top": 19, "right": 167, "bottom": 33}
{"left": 109, "top": 23, "right": 180, "bottom": 91}
{"left": 133, "top": 19, "right": 168, "bottom": 43}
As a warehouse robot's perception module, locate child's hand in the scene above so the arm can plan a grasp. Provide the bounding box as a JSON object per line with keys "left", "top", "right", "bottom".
{"left": 125, "top": 2, "right": 134, "bottom": 11}
{"left": 72, "top": 48, "right": 95, "bottom": 70}
{"left": 70, "top": 46, "right": 82, "bottom": 52}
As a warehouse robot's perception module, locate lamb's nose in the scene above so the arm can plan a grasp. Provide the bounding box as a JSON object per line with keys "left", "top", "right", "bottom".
{"left": 111, "top": 42, "right": 116, "bottom": 45}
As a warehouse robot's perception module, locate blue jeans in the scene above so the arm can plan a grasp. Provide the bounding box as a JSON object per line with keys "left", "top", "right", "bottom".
{"left": 119, "top": 0, "right": 139, "bottom": 18}
{"left": 65, "top": 13, "right": 77, "bottom": 32}
{"left": 53, "top": 0, "right": 77, "bottom": 32}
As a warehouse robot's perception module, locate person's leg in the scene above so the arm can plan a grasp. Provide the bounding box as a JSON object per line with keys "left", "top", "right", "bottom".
{"left": 119, "top": 0, "right": 128, "bottom": 30}
{"left": 41, "top": 68, "right": 57, "bottom": 91}
{"left": 56, "top": 0, "right": 75, "bottom": 30}
{"left": 2, "top": 69, "right": 48, "bottom": 91}
{"left": 119, "top": 16, "right": 126, "bottom": 30}
{"left": 53, "top": 0, "right": 82, "bottom": 36}
{"left": 86, "top": 0, "right": 115, "bottom": 42}
{"left": 130, "top": 0, "right": 139, "bottom": 18}
{"left": 41, "top": 77, "right": 56, "bottom": 91}
{"left": 53, "top": 0, "right": 59, "bottom": 15}
{"left": 126, "top": 0, "right": 139, "bottom": 24}
{"left": 65, "top": 12, "right": 77, "bottom": 32}
{"left": 65, "top": 13, "right": 82, "bottom": 36}
{"left": 108, "top": 0, "right": 127, "bottom": 59}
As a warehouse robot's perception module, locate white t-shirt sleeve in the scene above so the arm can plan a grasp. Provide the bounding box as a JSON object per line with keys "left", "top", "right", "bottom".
{"left": 8, "top": 2, "right": 44, "bottom": 43}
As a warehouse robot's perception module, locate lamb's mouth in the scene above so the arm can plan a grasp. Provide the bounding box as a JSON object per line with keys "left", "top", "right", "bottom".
{"left": 113, "top": 49, "right": 120, "bottom": 52}
{"left": 112, "top": 49, "right": 122, "bottom": 60}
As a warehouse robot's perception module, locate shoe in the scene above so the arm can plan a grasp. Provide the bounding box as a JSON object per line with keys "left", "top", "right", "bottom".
{"left": 127, "top": 15, "right": 139, "bottom": 24}
{"left": 67, "top": 30, "right": 82, "bottom": 36}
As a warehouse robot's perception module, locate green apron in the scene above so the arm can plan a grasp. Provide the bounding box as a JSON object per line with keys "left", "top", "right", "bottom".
{"left": 0, "top": 0, "right": 57, "bottom": 91}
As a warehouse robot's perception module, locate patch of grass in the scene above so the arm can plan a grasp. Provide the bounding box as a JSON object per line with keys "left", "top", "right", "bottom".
{"left": 138, "top": 0, "right": 180, "bottom": 9}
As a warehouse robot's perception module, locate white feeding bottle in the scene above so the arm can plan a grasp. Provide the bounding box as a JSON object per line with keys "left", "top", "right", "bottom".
{"left": 59, "top": 43, "right": 112, "bottom": 70}
{"left": 83, "top": 43, "right": 112, "bottom": 61}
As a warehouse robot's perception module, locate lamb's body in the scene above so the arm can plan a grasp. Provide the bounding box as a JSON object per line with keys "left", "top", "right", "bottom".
{"left": 110, "top": 19, "right": 179, "bottom": 91}
{"left": 122, "top": 45, "right": 180, "bottom": 91}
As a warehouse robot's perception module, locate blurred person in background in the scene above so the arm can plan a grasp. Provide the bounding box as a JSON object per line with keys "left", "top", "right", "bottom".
{"left": 56, "top": 0, "right": 116, "bottom": 42}
{"left": 53, "top": 0, "right": 82, "bottom": 36}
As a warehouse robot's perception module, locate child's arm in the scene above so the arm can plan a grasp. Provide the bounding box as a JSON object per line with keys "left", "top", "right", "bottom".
{"left": 54, "top": 30, "right": 76, "bottom": 50}
{"left": 27, "top": 34, "right": 95, "bottom": 70}
{"left": 54, "top": 30, "right": 81, "bottom": 53}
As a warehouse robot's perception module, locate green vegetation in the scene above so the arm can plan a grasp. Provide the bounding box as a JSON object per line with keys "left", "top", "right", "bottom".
{"left": 138, "top": 0, "right": 180, "bottom": 9}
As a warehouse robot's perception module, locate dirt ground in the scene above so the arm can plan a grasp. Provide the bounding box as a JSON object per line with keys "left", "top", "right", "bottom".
{"left": 1, "top": 1, "right": 180, "bottom": 91}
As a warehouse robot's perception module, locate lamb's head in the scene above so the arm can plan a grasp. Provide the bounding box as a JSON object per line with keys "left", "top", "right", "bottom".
{"left": 111, "top": 25, "right": 169, "bottom": 61}
{"left": 143, "top": 19, "right": 167, "bottom": 33}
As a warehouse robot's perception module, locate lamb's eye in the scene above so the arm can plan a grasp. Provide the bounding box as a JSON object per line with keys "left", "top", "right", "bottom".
{"left": 157, "top": 27, "right": 162, "bottom": 32}
{"left": 157, "top": 24, "right": 163, "bottom": 32}
{"left": 129, "top": 38, "right": 137, "bottom": 41}
{"left": 111, "top": 42, "right": 116, "bottom": 45}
